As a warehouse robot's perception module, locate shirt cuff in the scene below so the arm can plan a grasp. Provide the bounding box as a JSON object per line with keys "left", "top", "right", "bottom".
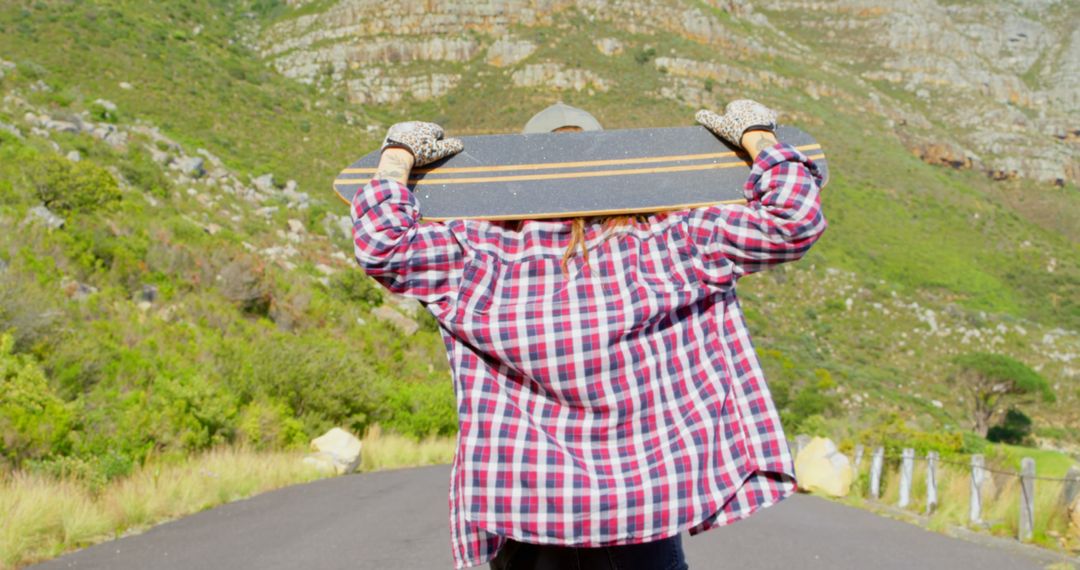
{"left": 743, "top": 142, "right": 823, "bottom": 201}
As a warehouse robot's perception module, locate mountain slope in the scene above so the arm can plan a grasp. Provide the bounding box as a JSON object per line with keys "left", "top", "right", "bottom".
{"left": 0, "top": 0, "right": 1076, "bottom": 478}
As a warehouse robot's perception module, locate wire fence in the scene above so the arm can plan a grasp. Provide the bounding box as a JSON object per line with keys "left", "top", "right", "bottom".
{"left": 791, "top": 436, "right": 1080, "bottom": 546}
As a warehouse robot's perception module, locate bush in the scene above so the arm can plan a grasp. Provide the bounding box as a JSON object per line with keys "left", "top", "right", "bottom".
{"left": 326, "top": 269, "right": 382, "bottom": 309}
{"left": 379, "top": 380, "right": 458, "bottom": 437}
{"left": 0, "top": 334, "right": 73, "bottom": 466}
{"left": 118, "top": 148, "right": 172, "bottom": 197}
{"left": 29, "top": 154, "right": 121, "bottom": 213}
{"left": 856, "top": 414, "right": 965, "bottom": 457}
{"left": 238, "top": 399, "right": 306, "bottom": 450}
{"left": 986, "top": 407, "right": 1033, "bottom": 445}
{"left": 0, "top": 270, "right": 61, "bottom": 352}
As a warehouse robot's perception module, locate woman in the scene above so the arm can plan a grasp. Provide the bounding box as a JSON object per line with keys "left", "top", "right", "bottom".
{"left": 350, "top": 99, "right": 827, "bottom": 569}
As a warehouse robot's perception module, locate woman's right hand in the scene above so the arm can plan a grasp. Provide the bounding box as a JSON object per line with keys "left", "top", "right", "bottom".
{"left": 381, "top": 121, "right": 463, "bottom": 168}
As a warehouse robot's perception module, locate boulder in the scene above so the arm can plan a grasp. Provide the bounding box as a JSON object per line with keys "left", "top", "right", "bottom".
{"left": 308, "top": 427, "right": 362, "bottom": 475}
{"left": 794, "top": 437, "right": 853, "bottom": 497}
{"left": 303, "top": 452, "right": 341, "bottom": 475}
{"left": 26, "top": 205, "right": 65, "bottom": 230}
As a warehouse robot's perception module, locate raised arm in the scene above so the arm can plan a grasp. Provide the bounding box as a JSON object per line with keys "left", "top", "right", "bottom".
{"left": 350, "top": 122, "right": 466, "bottom": 306}
{"left": 687, "top": 100, "right": 827, "bottom": 285}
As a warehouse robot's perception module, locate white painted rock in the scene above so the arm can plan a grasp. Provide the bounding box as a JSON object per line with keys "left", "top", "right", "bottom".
{"left": 308, "top": 427, "right": 362, "bottom": 475}
{"left": 794, "top": 437, "right": 853, "bottom": 497}
{"left": 303, "top": 452, "right": 341, "bottom": 475}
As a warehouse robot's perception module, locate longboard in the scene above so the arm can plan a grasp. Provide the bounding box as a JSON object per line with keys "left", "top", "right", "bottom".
{"left": 333, "top": 125, "right": 827, "bottom": 221}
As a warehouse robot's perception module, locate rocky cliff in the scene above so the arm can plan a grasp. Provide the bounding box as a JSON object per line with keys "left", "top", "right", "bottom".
{"left": 259, "top": 0, "right": 1077, "bottom": 185}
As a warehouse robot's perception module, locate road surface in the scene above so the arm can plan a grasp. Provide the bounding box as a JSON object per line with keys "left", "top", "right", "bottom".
{"left": 31, "top": 465, "right": 1060, "bottom": 569}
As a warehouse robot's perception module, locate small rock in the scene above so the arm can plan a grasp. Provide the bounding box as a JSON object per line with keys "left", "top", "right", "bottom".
{"left": 139, "top": 284, "right": 158, "bottom": 304}
{"left": 203, "top": 223, "right": 222, "bottom": 235}
{"left": 0, "top": 121, "right": 22, "bottom": 138}
{"left": 252, "top": 173, "right": 276, "bottom": 194}
{"left": 336, "top": 215, "right": 353, "bottom": 240}
{"left": 594, "top": 38, "right": 624, "bottom": 56}
{"left": 45, "top": 119, "right": 79, "bottom": 133}
{"left": 315, "top": 263, "right": 336, "bottom": 276}
{"left": 119, "top": 82, "right": 133, "bottom": 90}
{"left": 174, "top": 156, "right": 205, "bottom": 178}
{"left": 372, "top": 305, "right": 420, "bottom": 336}
{"left": 287, "top": 219, "right": 305, "bottom": 234}
{"left": 255, "top": 206, "right": 279, "bottom": 217}
{"left": 92, "top": 99, "right": 118, "bottom": 113}
{"left": 66, "top": 150, "right": 81, "bottom": 162}
{"left": 60, "top": 278, "right": 97, "bottom": 301}
{"left": 307, "top": 427, "right": 362, "bottom": 475}
{"left": 25, "top": 205, "right": 65, "bottom": 230}
{"left": 931, "top": 400, "right": 944, "bottom": 408}
{"left": 0, "top": 257, "right": 7, "bottom": 273}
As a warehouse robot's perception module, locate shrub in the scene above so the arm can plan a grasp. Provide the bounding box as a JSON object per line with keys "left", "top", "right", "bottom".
{"left": 0, "top": 270, "right": 61, "bottom": 352}
{"left": 118, "top": 148, "right": 172, "bottom": 197}
{"left": 326, "top": 269, "right": 383, "bottom": 309}
{"left": 238, "top": 398, "right": 306, "bottom": 450}
{"left": 29, "top": 154, "right": 121, "bottom": 213}
{"left": 856, "top": 414, "right": 965, "bottom": 457}
{"left": 379, "top": 379, "right": 458, "bottom": 437}
{"left": 0, "top": 334, "right": 73, "bottom": 466}
{"left": 986, "top": 407, "right": 1033, "bottom": 445}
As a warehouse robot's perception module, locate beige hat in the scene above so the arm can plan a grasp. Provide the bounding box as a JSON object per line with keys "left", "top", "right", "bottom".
{"left": 522, "top": 102, "right": 603, "bottom": 133}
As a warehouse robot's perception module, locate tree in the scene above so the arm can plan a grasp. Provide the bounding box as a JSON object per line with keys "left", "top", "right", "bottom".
{"left": 952, "top": 352, "right": 1054, "bottom": 437}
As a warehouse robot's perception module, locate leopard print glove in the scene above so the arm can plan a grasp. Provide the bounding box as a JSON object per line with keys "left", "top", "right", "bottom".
{"left": 381, "top": 121, "right": 464, "bottom": 167}
{"left": 695, "top": 99, "right": 778, "bottom": 147}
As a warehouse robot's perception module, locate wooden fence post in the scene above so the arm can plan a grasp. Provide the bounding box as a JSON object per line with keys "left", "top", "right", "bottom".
{"left": 1019, "top": 457, "right": 1035, "bottom": 541}
{"left": 926, "top": 451, "right": 938, "bottom": 514}
{"left": 969, "top": 454, "right": 985, "bottom": 525}
{"left": 1060, "top": 467, "right": 1080, "bottom": 508}
{"left": 898, "top": 448, "right": 915, "bottom": 508}
{"left": 870, "top": 446, "right": 885, "bottom": 499}
{"left": 853, "top": 444, "right": 864, "bottom": 470}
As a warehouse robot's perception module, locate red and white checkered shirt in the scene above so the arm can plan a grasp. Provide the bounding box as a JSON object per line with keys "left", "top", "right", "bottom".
{"left": 351, "top": 142, "right": 826, "bottom": 568}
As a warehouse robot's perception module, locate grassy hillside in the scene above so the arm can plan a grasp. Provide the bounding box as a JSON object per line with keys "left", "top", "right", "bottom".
{"left": 0, "top": 0, "right": 1076, "bottom": 493}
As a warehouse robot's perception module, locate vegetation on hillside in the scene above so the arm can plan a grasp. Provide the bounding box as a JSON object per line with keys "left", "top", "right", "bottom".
{"left": 0, "top": 0, "right": 1075, "bottom": 547}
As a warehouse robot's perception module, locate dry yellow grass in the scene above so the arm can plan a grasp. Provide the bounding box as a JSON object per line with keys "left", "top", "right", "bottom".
{"left": 359, "top": 424, "right": 456, "bottom": 472}
{"left": 0, "top": 427, "right": 458, "bottom": 570}
{"left": 846, "top": 454, "right": 1077, "bottom": 551}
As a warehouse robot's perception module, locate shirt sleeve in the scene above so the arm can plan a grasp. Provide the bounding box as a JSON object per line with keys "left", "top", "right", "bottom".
{"left": 350, "top": 178, "right": 466, "bottom": 306}
{"left": 684, "top": 142, "right": 827, "bottom": 286}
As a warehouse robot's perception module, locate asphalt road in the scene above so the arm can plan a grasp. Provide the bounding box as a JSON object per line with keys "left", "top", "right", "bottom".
{"left": 30, "top": 465, "right": 1056, "bottom": 570}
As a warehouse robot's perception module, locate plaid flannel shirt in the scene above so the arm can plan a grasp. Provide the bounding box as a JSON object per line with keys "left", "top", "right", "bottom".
{"left": 351, "top": 142, "right": 826, "bottom": 568}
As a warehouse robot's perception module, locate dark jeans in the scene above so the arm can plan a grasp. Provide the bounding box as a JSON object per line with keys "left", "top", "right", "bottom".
{"left": 489, "top": 534, "right": 689, "bottom": 570}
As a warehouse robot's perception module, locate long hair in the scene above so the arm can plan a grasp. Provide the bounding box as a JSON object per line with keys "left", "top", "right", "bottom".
{"left": 560, "top": 215, "right": 643, "bottom": 274}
